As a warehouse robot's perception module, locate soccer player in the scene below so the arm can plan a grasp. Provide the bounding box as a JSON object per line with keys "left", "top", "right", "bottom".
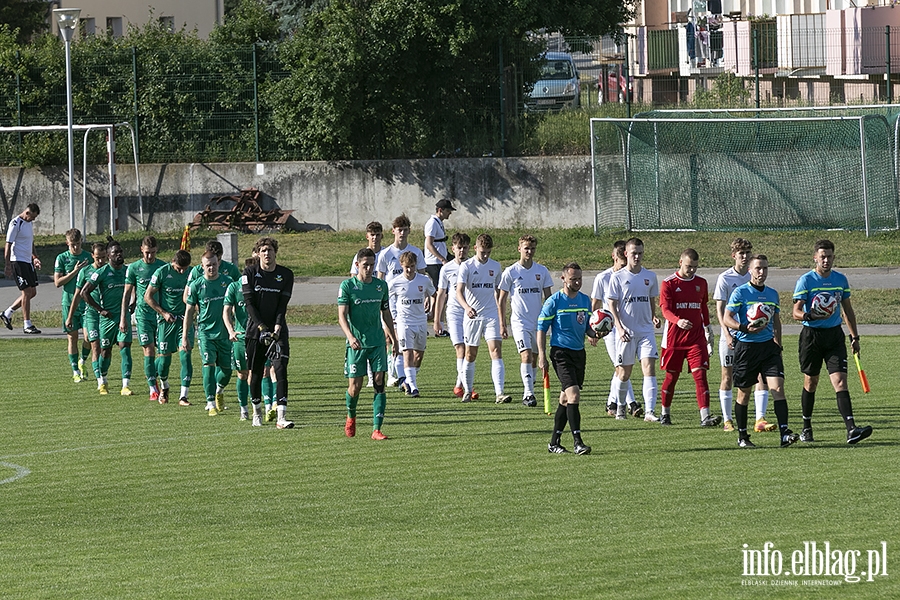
{"left": 590, "top": 240, "right": 636, "bottom": 416}
{"left": 338, "top": 247, "right": 399, "bottom": 440}
{"left": 350, "top": 221, "right": 386, "bottom": 387}
{"left": 145, "top": 250, "right": 192, "bottom": 405}
{"left": 2, "top": 203, "right": 41, "bottom": 334}
{"left": 183, "top": 251, "right": 233, "bottom": 416}
{"left": 713, "top": 238, "right": 773, "bottom": 433}
{"left": 606, "top": 237, "right": 661, "bottom": 421}
{"left": 79, "top": 240, "right": 133, "bottom": 396}
{"left": 186, "top": 239, "right": 242, "bottom": 287}
{"left": 123, "top": 236, "right": 166, "bottom": 401}
{"left": 389, "top": 251, "right": 435, "bottom": 397}
{"left": 658, "top": 249, "right": 721, "bottom": 427}
{"left": 376, "top": 214, "right": 426, "bottom": 388}
{"left": 65, "top": 241, "right": 106, "bottom": 389}
{"left": 537, "top": 262, "right": 600, "bottom": 455}
{"left": 54, "top": 228, "right": 92, "bottom": 382}
{"left": 242, "top": 236, "right": 295, "bottom": 429}
{"left": 498, "top": 234, "right": 552, "bottom": 407}
{"left": 792, "top": 240, "right": 872, "bottom": 444}
{"left": 433, "top": 232, "right": 479, "bottom": 400}
{"left": 456, "top": 233, "right": 511, "bottom": 404}
{"left": 224, "top": 258, "right": 256, "bottom": 422}
{"left": 350, "top": 221, "right": 386, "bottom": 276}
{"left": 424, "top": 199, "right": 455, "bottom": 290}
{"left": 721, "top": 254, "right": 800, "bottom": 449}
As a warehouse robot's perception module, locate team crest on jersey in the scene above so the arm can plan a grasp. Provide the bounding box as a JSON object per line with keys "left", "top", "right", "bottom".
{"left": 275, "top": 274, "right": 283, "bottom": 282}
{"left": 644, "top": 279, "right": 650, "bottom": 286}
{"left": 418, "top": 286, "right": 423, "bottom": 292}
{"left": 489, "top": 270, "right": 494, "bottom": 276}
{"left": 535, "top": 274, "right": 541, "bottom": 281}
{"left": 376, "top": 284, "right": 382, "bottom": 292}
{"left": 696, "top": 286, "right": 701, "bottom": 292}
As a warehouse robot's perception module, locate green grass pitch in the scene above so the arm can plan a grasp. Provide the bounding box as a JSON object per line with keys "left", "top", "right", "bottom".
{"left": 0, "top": 337, "right": 896, "bottom": 599}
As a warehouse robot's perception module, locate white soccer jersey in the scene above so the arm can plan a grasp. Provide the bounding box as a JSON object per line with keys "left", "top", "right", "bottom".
{"left": 389, "top": 273, "right": 435, "bottom": 327}
{"left": 438, "top": 260, "right": 465, "bottom": 322}
{"left": 6, "top": 216, "right": 34, "bottom": 262}
{"left": 499, "top": 261, "right": 552, "bottom": 330}
{"left": 350, "top": 247, "right": 387, "bottom": 275}
{"left": 423, "top": 215, "right": 447, "bottom": 265}
{"left": 713, "top": 267, "right": 751, "bottom": 302}
{"left": 376, "top": 244, "right": 426, "bottom": 285}
{"left": 457, "top": 256, "right": 501, "bottom": 318}
{"left": 607, "top": 267, "right": 658, "bottom": 335}
{"left": 590, "top": 267, "right": 615, "bottom": 303}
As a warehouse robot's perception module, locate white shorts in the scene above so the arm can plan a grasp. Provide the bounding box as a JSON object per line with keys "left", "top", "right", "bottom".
{"left": 463, "top": 316, "right": 502, "bottom": 346}
{"left": 446, "top": 316, "right": 465, "bottom": 347}
{"left": 511, "top": 324, "right": 537, "bottom": 354}
{"left": 604, "top": 328, "right": 618, "bottom": 364}
{"left": 613, "top": 331, "right": 658, "bottom": 367}
{"left": 397, "top": 323, "right": 428, "bottom": 352}
{"left": 719, "top": 333, "right": 735, "bottom": 368}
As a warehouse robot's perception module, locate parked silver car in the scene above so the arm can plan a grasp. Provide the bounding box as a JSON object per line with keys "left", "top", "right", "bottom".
{"left": 524, "top": 52, "right": 581, "bottom": 111}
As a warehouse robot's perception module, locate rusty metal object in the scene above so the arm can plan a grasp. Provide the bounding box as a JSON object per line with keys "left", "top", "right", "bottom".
{"left": 190, "top": 188, "right": 293, "bottom": 233}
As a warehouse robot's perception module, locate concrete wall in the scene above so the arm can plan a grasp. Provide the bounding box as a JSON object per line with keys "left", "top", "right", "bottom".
{"left": 0, "top": 156, "right": 627, "bottom": 236}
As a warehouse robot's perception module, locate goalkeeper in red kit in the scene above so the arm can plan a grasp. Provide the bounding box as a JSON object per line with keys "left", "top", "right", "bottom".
{"left": 658, "top": 248, "right": 721, "bottom": 427}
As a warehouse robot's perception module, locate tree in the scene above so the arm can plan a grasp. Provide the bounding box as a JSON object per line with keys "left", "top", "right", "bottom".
{"left": 266, "top": 0, "right": 330, "bottom": 36}
{"left": 0, "top": 0, "right": 47, "bottom": 43}
{"left": 267, "top": 0, "right": 635, "bottom": 160}
{"left": 211, "top": 0, "right": 280, "bottom": 45}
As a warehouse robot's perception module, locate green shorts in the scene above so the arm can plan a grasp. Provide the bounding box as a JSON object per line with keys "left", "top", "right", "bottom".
{"left": 62, "top": 298, "right": 85, "bottom": 331}
{"left": 134, "top": 314, "right": 158, "bottom": 347}
{"left": 198, "top": 336, "right": 233, "bottom": 368}
{"left": 157, "top": 318, "right": 193, "bottom": 355}
{"left": 344, "top": 345, "right": 388, "bottom": 379}
{"left": 84, "top": 311, "right": 100, "bottom": 342}
{"left": 231, "top": 337, "right": 247, "bottom": 371}
{"left": 99, "top": 313, "right": 133, "bottom": 349}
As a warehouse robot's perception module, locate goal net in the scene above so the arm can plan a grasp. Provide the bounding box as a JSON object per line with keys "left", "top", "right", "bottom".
{"left": 591, "top": 106, "right": 900, "bottom": 234}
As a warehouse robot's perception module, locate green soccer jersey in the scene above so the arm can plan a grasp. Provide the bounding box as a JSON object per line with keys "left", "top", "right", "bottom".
{"left": 186, "top": 273, "right": 232, "bottom": 340}
{"left": 89, "top": 263, "right": 127, "bottom": 314}
{"left": 188, "top": 260, "right": 241, "bottom": 285}
{"left": 54, "top": 249, "right": 92, "bottom": 301}
{"left": 76, "top": 264, "right": 104, "bottom": 313}
{"left": 224, "top": 279, "right": 247, "bottom": 338}
{"left": 148, "top": 264, "right": 189, "bottom": 320}
{"left": 337, "top": 276, "right": 389, "bottom": 348}
{"left": 126, "top": 258, "right": 166, "bottom": 319}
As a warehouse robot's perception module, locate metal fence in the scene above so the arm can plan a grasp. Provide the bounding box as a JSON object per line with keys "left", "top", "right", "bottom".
{"left": 5, "top": 26, "right": 900, "bottom": 166}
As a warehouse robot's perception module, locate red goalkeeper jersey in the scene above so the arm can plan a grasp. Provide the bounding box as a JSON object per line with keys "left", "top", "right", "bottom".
{"left": 660, "top": 272, "right": 710, "bottom": 350}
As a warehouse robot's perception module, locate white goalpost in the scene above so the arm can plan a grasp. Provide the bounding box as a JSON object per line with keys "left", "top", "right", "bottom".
{"left": 0, "top": 122, "right": 142, "bottom": 235}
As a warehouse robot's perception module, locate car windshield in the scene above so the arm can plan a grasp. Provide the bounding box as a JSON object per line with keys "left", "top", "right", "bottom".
{"left": 539, "top": 60, "right": 574, "bottom": 80}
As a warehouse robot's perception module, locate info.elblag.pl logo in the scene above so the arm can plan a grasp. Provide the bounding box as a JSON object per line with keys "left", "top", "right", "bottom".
{"left": 742, "top": 541, "right": 888, "bottom": 584}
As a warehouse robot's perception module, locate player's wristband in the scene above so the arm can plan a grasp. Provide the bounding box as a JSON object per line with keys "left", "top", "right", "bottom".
{"left": 850, "top": 335, "right": 860, "bottom": 342}
{"left": 738, "top": 323, "right": 749, "bottom": 334}
{"left": 802, "top": 312, "right": 812, "bottom": 321}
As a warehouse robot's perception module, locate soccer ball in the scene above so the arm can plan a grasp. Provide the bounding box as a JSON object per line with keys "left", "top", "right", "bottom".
{"left": 810, "top": 292, "right": 839, "bottom": 318}
{"left": 746, "top": 303, "right": 774, "bottom": 329}
{"left": 589, "top": 309, "right": 614, "bottom": 335}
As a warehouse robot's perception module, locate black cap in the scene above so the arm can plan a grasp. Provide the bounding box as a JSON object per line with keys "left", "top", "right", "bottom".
{"left": 436, "top": 199, "right": 456, "bottom": 211}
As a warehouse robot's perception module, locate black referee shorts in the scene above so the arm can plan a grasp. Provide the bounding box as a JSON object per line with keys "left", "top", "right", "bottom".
{"left": 798, "top": 325, "right": 847, "bottom": 377}
{"left": 550, "top": 346, "right": 586, "bottom": 392}
{"left": 732, "top": 339, "right": 784, "bottom": 389}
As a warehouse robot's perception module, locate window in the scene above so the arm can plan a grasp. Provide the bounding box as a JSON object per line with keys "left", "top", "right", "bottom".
{"left": 159, "top": 16, "right": 175, "bottom": 32}
{"left": 80, "top": 17, "right": 95, "bottom": 36}
{"left": 106, "top": 17, "right": 123, "bottom": 38}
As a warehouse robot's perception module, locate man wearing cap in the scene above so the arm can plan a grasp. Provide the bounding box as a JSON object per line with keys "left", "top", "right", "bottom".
{"left": 424, "top": 200, "right": 455, "bottom": 290}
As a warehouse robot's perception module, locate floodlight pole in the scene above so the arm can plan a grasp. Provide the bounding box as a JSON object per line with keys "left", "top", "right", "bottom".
{"left": 54, "top": 8, "right": 81, "bottom": 230}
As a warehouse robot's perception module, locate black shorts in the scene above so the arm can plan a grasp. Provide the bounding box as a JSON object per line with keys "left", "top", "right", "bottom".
{"left": 732, "top": 339, "right": 784, "bottom": 389}
{"left": 798, "top": 325, "right": 847, "bottom": 377}
{"left": 13, "top": 261, "right": 38, "bottom": 290}
{"left": 550, "top": 346, "right": 586, "bottom": 392}
{"left": 246, "top": 336, "right": 291, "bottom": 373}
{"left": 425, "top": 264, "right": 442, "bottom": 289}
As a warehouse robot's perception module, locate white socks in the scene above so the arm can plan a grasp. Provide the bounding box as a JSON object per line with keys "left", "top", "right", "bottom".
{"left": 491, "top": 358, "right": 505, "bottom": 395}
{"left": 520, "top": 362, "right": 535, "bottom": 397}
{"left": 463, "top": 360, "right": 476, "bottom": 393}
{"left": 755, "top": 389, "right": 770, "bottom": 421}
{"left": 643, "top": 376, "right": 658, "bottom": 414}
{"left": 720, "top": 389, "right": 733, "bottom": 421}
{"left": 456, "top": 357, "right": 464, "bottom": 387}
{"left": 404, "top": 366, "right": 418, "bottom": 390}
